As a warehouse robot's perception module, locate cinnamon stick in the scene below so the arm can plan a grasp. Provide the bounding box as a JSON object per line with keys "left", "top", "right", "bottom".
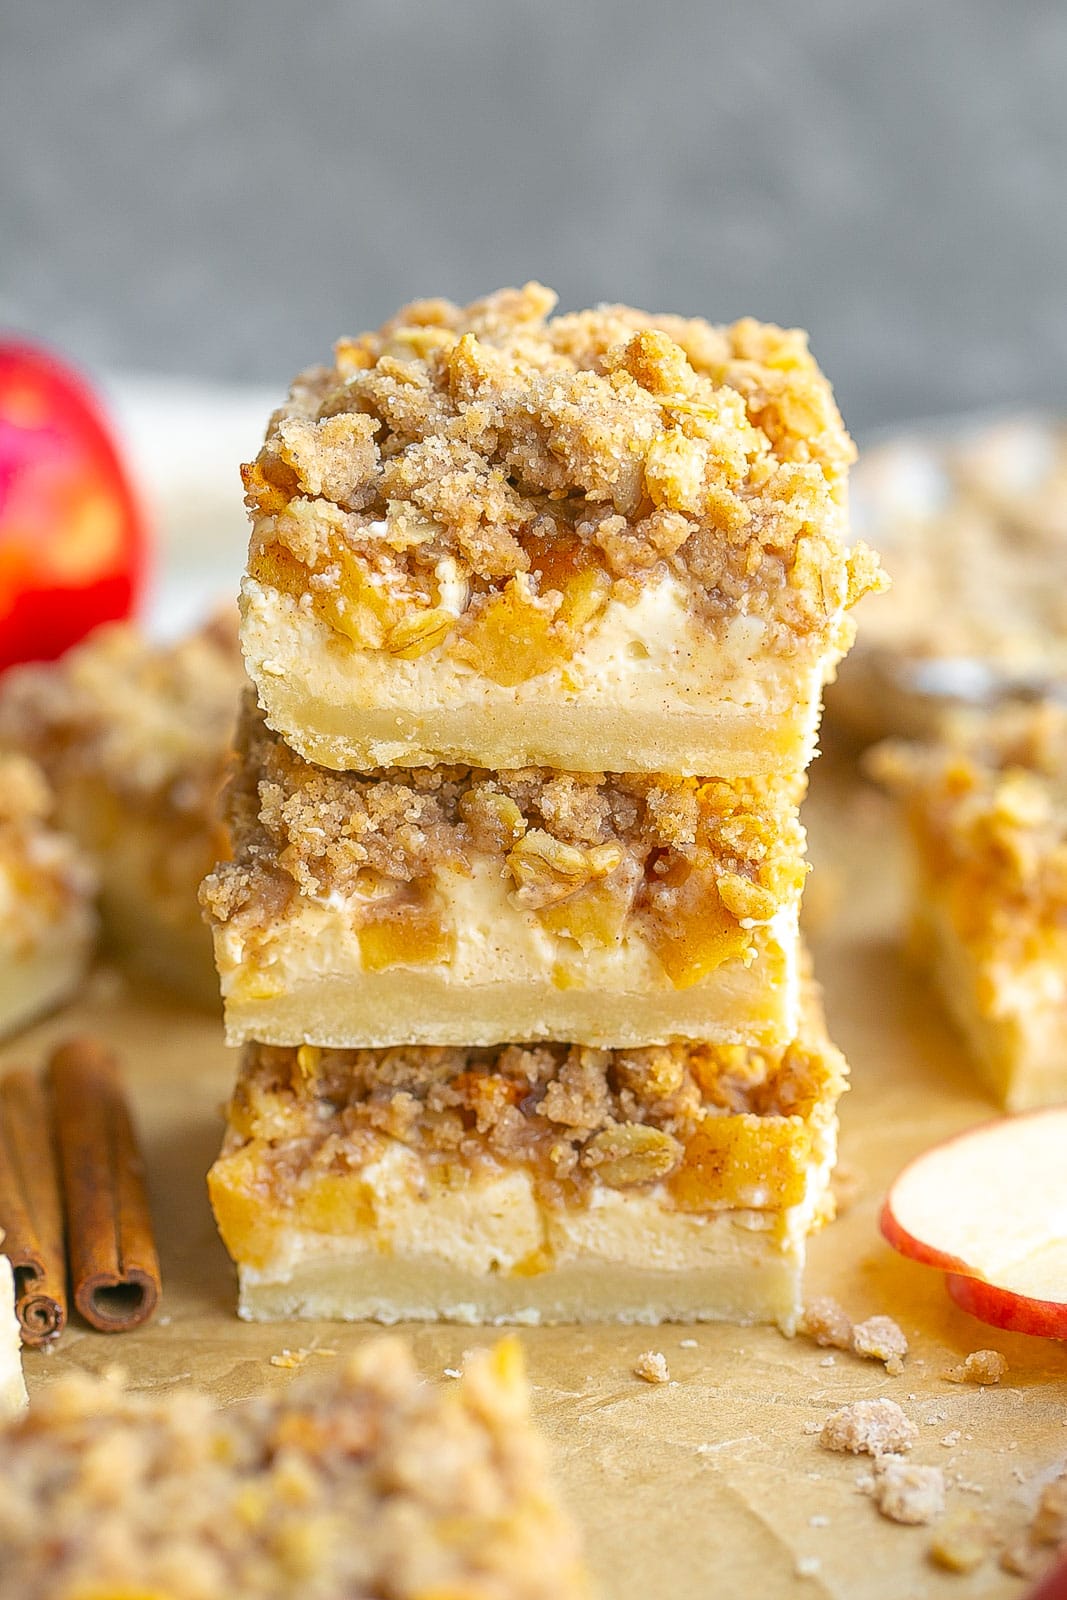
{"left": 49, "top": 1037, "right": 161, "bottom": 1333}
{"left": 0, "top": 1069, "right": 67, "bottom": 1344}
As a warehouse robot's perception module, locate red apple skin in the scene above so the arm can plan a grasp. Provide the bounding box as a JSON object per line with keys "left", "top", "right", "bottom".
{"left": 1023, "top": 1550, "right": 1067, "bottom": 1600}
{"left": 0, "top": 339, "right": 148, "bottom": 669}
{"left": 879, "top": 1195, "right": 977, "bottom": 1277}
{"left": 945, "top": 1273, "right": 1067, "bottom": 1341}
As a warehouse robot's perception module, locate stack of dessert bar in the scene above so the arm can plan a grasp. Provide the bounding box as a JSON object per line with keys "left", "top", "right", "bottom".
{"left": 203, "top": 285, "right": 882, "bottom": 1330}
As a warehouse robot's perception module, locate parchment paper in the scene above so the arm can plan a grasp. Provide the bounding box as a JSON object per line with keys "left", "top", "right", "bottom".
{"left": 5, "top": 754, "right": 1065, "bottom": 1600}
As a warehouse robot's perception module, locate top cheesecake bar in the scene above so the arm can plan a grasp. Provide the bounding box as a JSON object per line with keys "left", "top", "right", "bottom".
{"left": 241, "top": 284, "right": 882, "bottom": 776}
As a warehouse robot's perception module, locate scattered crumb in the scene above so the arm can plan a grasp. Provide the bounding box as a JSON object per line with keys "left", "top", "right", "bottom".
{"left": 809, "top": 1515, "right": 830, "bottom": 1528}
{"left": 954, "top": 1479, "right": 985, "bottom": 1497}
{"left": 929, "top": 1508, "right": 995, "bottom": 1573}
{"left": 633, "top": 1350, "right": 670, "bottom": 1385}
{"left": 924, "top": 1411, "right": 947, "bottom": 1425}
{"left": 852, "top": 1314, "right": 908, "bottom": 1376}
{"left": 802, "top": 1421, "right": 823, "bottom": 1436}
{"left": 940, "top": 1431, "right": 961, "bottom": 1448}
{"left": 869, "top": 1458, "right": 946, "bottom": 1526}
{"left": 820, "top": 1399, "right": 919, "bottom": 1457}
{"left": 443, "top": 1367, "right": 462, "bottom": 1379}
{"left": 799, "top": 1297, "right": 853, "bottom": 1350}
{"left": 819, "top": 1355, "right": 836, "bottom": 1368}
{"left": 795, "top": 1556, "right": 821, "bottom": 1578}
{"left": 269, "top": 1346, "right": 338, "bottom": 1370}
{"left": 943, "top": 1350, "right": 1007, "bottom": 1386}
{"left": 678, "top": 1338, "right": 697, "bottom": 1349}
{"left": 855, "top": 1471, "right": 875, "bottom": 1494}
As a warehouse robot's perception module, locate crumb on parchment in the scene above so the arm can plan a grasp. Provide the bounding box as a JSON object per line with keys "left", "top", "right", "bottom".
{"left": 820, "top": 1399, "right": 918, "bottom": 1457}
{"left": 851, "top": 1315, "right": 908, "bottom": 1377}
{"left": 1001, "top": 1468, "right": 1067, "bottom": 1578}
{"left": 868, "top": 1458, "right": 945, "bottom": 1526}
{"left": 269, "top": 1347, "right": 337, "bottom": 1370}
{"left": 633, "top": 1351, "right": 670, "bottom": 1385}
{"left": 929, "top": 1508, "right": 995, "bottom": 1573}
{"left": 943, "top": 1350, "right": 1007, "bottom": 1386}
{"left": 800, "top": 1299, "right": 908, "bottom": 1374}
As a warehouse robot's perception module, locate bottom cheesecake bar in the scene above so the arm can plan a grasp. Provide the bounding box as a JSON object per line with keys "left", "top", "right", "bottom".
{"left": 0, "top": 1253, "right": 26, "bottom": 1418}
{"left": 873, "top": 706, "right": 1067, "bottom": 1111}
{"left": 0, "top": 1337, "right": 589, "bottom": 1600}
{"left": 210, "top": 987, "right": 846, "bottom": 1332}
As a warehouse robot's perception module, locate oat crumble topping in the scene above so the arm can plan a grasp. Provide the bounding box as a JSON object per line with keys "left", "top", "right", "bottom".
{"left": 203, "top": 697, "right": 806, "bottom": 982}
{"left": 0, "top": 752, "right": 95, "bottom": 949}
{"left": 0, "top": 1337, "right": 588, "bottom": 1600}
{"left": 217, "top": 1003, "right": 845, "bottom": 1212}
{"left": 243, "top": 283, "right": 882, "bottom": 682}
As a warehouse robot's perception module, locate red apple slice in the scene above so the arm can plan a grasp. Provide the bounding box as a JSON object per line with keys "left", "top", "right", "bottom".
{"left": 880, "top": 1109, "right": 1067, "bottom": 1338}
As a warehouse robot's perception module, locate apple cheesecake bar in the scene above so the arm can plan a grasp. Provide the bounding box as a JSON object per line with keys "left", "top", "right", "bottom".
{"left": 202, "top": 696, "right": 808, "bottom": 1049}
{"left": 209, "top": 984, "right": 845, "bottom": 1330}
{"left": 0, "top": 615, "right": 244, "bottom": 1005}
{"left": 241, "top": 283, "right": 882, "bottom": 778}
{"left": 872, "top": 703, "right": 1067, "bottom": 1111}
{"left": 0, "top": 1251, "right": 26, "bottom": 1418}
{"left": 0, "top": 753, "right": 95, "bottom": 1039}
{"left": 0, "top": 1338, "right": 590, "bottom": 1600}
{"left": 832, "top": 415, "right": 1067, "bottom": 744}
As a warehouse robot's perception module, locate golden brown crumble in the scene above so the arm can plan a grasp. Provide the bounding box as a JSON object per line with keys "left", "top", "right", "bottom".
{"left": 0, "top": 753, "right": 95, "bottom": 948}
{"left": 633, "top": 1351, "right": 671, "bottom": 1384}
{"left": 0, "top": 1337, "right": 588, "bottom": 1600}
{"left": 0, "top": 615, "right": 243, "bottom": 825}
{"left": 851, "top": 1315, "right": 908, "bottom": 1377}
{"left": 819, "top": 1399, "right": 918, "bottom": 1457}
{"left": 942, "top": 1349, "right": 1007, "bottom": 1386}
{"left": 1001, "top": 1467, "right": 1067, "bottom": 1578}
{"left": 243, "top": 284, "right": 882, "bottom": 683}
{"left": 868, "top": 1458, "right": 945, "bottom": 1526}
{"left": 799, "top": 1296, "right": 853, "bottom": 1350}
{"left": 215, "top": 995, "right": 845, "bottom": 1213}
{"left": 928, "top": 1508, "right": 995, "bottom": 1573}
{"left": 871, "top": 706, "right": 1067, "bottom": 975}
{"left": 202, "top": 697, "right": 807, "bottom": 984}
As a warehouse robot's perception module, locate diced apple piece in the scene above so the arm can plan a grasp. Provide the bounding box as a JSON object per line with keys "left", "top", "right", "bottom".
{"left": 880, "top": 1109, "right": 1067, "bottom": 1338}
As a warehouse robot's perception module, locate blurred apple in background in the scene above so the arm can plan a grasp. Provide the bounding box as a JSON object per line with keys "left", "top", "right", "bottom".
{"left": 0, "top": 340, "right": 148, "bottom": 670}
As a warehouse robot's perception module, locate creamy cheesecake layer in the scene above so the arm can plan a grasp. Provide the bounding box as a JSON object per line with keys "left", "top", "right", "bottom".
{"left": 210, "top": 993, "right": 845, "bottom": 1329}
{"left": 0, "top": 618, "right": 242, "bottom": 1006}
{"left": 0, "top": 1256, "right": 26, "bottom": 1417}
{"left": 243, "top": 575, "right": 851, "bottom": 777}
{"left": 205, "top": 698, "right": 807, "bottom": 1047}
{"left": 0, "top": 1339, "right": 589, "bottom": 1600}
{"left": 874, "top": 710, "right": 1067, "bottom": 1110}
{"left": 0, "top": 755, "right": 96, "bottom": 1039}
{"left": 240, "top": 283, "right": 881, "bottom": 775}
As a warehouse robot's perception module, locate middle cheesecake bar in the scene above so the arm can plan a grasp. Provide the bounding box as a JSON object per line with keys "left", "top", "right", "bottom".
{"left": 202, "top": 696, "right": 807, "bottom": 1050}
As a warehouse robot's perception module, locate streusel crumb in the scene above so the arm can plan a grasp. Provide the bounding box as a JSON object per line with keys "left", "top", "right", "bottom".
{"left": 244, "top": 284, "right": 882, "bottom": 676}
{"left": 851, "top": 1315, "right": 908, "bottom": 1376}
{"left": 799, "top": 1297, "right": 853, "bottom": 1350}
{"left": 943, "top": 1350, "right": 1007, "bottom": 1386}
{"left": 633, "top": 1351, "right": 671, "bottom": 1384}
{"left": 869, "top": 1458, "right": 945, "bottom": 1526}
{"left": 820, "top": 1399, "right": 918, "bottom": 1457}
{"left": 929, "top": 1508, "right": 994, "bottom": 1573}
{"left": 0, "top": 1336, "right": 589, "bottom": 1600}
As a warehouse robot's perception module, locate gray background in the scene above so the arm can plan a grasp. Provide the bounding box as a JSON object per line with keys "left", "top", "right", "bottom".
{"left": 3, "top": 0, "right": 1066, "bottom": 434}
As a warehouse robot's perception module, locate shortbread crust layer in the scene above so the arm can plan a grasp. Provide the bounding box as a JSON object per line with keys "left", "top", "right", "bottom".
{"left": 873, "top": 707, "right": 1067, "bottom": 1111}
{"left": 240, "top": 283, "right": 882, "bottom": 775}
{"left": 0, "top": 1339, "right": 589, "bottom": 1600}
{"left": 0, "top": 618, "right": 243, "bottom": 1005}
{"left": 204, "top": 699, "right": 807, "bottom": 1048}
{"left": 209, "top": 994, "right": 845, "bottom": 1330}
